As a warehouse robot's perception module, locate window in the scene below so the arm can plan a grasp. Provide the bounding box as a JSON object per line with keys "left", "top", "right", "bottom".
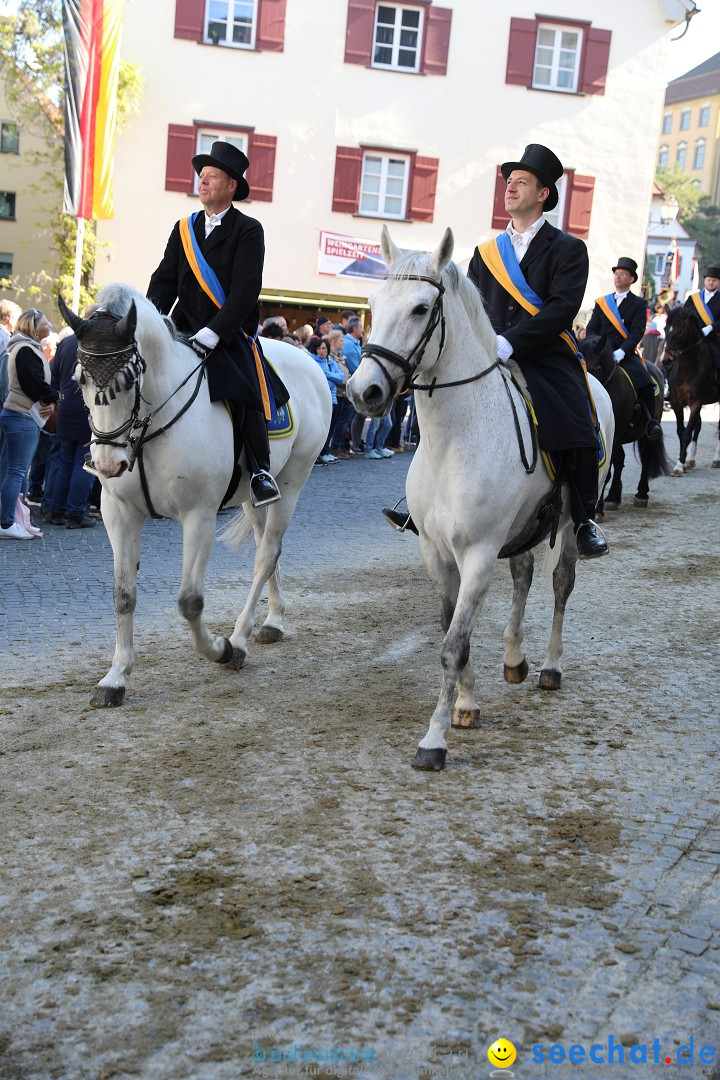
{"left": 542, "top": 176, "right": 568, "bottom": 230}
{"left": 532, "top": 23, "right": 582, "bottom": 93}
{"left": 372, "top": 4, "right": 422, "bottom": 72}
{"left": 699, "top": 104, "right": 709, "bottom": 127}
{"left": 0, "top": 122, "right": 18, "bottom": 153}
{"left": 165, "top": 123, "right": 277, "bottom": 201}
{"left": 658, "top": 144, "right": 669, "bottom": 167}
{"left": 654, "top": 253, "right": 665, "bottom": 275}
{"left": 677, "top": 141, "right": 687, "bottom": 168}
{"left": 332, "top": 145, "right": 439, "bottom": 221}
{"left": 680, "top": 109, "right": 690, "bottom": 130}
{"left": 0, "top": 253, "right": 12, "bottom": 279}
{"left": 490, "top": 167, "right": 595, "bottom": 239}
{"left": 506, "top": 18, "right": 611, "bottom": 96}
{"left": 662, "top": 113, "right": 672, "bottom": 134}
{"left": 174, "top": 0, "right": 287, "bottom": 52}
{"left": 344, "top": 1, "right": 452, "bottom": 76}
{"left": 694, "top": 139, "right": 705, "bottom": 170}
{"left": 0, "top": 191, "right": 16, "bottom": 219}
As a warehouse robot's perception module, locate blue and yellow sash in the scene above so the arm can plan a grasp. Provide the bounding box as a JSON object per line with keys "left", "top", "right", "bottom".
{"left": 477, "top": 233, "right": 596, "bottom": 423}
{"left": 596, "top": 294, "right": 628, "bottom": 339}
{"left": 179, "top": 212, "right": 274, "bottom": 421}
{"left": 690, "top": 291, "right": 714, "bottom": 327}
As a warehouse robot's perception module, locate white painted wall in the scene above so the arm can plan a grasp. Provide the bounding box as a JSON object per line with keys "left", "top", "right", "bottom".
{"left": 96, "top": 0, "right": 686, "bottom": 312}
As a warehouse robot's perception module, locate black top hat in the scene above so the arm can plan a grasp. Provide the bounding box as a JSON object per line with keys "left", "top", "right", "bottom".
{"left": 704, "top": 265, "right": 720, "bottom": 279}
{"left": 191, "top": 141, "right": 250, "bottom": 201}
{"left": 500, "top": 144, "right": 564, "bottom": 213}
{"left": 612, "top": 257, "right": 638, "bottom": 283}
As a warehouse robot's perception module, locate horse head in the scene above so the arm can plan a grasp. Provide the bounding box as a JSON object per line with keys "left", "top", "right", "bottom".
{"left": 347, "top": 226, "right": 457, "bottom": 417}
{"left": 581, "top": 333, "right": 613, "bottom": 384}
{"left": 663, "top": 307, "right": 701, "bottom": 367}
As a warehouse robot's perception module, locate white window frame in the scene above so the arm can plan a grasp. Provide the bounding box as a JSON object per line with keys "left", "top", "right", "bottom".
{"left": 542, "top": 175, "right": 568, "bottom": 231}
{"left": 676, "top": 141, "right": 687, "bottom": 168}
{"left": 679, "top": 108, "right": 690, "bottom": 131}
{"left": 699, "top": 104, "right": 710, "bottom": 127}
{"left": 532, "top": 22, "right": 583, "bottom": 94}
{"left": 193, "top": 129, "right": 249, "bottom": 194}
{"left": 662, "top": 113, "right": 672, "bottom": 134}
{"left": 694, "top": 138, "right": 705, "bottom": 170}
{"left": 358, "top": 151, "right": 410, "bottom": 219}
{"left": 371, "top": 4, "right": 424, "bottom": 73}
{"left": 658, "top": 144, "right": 669, "bottom": 167}
{"left": 204, "top": 0, "right": 257, "bottom": 49}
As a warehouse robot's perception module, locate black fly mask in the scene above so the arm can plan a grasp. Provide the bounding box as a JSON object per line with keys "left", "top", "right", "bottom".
{"left": 58, "top": 295, "right": 146, "bottom": 406}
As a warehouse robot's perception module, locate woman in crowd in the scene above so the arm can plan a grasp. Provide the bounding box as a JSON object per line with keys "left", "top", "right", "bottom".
{"left": 308, "top": 336, "right": 345, "bottom": 464}
{"left": 0, "top": 308, "right": 59, "bottom": 539}
{"left": 326, "top": 329, "right": 353, "bottom": 458}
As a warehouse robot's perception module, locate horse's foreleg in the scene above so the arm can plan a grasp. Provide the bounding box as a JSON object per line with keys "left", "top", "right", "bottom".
{"left": 415, "top": 552, "right": 494, "bottom": 771}
{"left": 502, "top": 551, "right": 534, "bottom": 684}
{"left": 421, "top": 544, "right": 476, "bottom": 730}
{"left": 255, "top": 562, "right": 286, "bottom": 645}
{"left": 92, "top": 499, "right": 145, "bottom": 707}
{"left": 539, "top": 532, "right": 578, "bottom": 690}
{"left": 712, "top": 415, "right": 720, "bottom": 468}
{"left": 604, "top": 447, "right": 625, "bottom": 509}
{"left": 685, "top": 410, "right": 701, "bottom": 469}
{"left": 176, "top": 510, "right": 237, "bottom": 666}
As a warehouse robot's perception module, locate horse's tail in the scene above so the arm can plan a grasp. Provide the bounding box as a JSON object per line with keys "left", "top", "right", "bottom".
{"left": 636, "top": 432, "right": 672, "bottom": 480}
{"left": 218, "top": 509, "right": 254, "bottom": 551}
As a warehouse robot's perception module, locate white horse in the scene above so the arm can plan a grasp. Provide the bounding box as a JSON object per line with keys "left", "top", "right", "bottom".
{"left": 347, "top": 227, "right": 614, "bottom": 771}
{"left": 60, "top": 284, "right": 330, "bottom": 707}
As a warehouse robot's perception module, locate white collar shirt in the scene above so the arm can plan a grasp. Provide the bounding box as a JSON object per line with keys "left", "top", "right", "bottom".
{"left": 614, "top": 290, "right": 630, "bottom": 304}
{"left": 704, "top": 288, "right": 717, "bottom": 304}
{"left": 204, "top": 204, "right": 231, "bottom": 238}
{"left": 506, "top": 216, "right": 546, "bottom": 264}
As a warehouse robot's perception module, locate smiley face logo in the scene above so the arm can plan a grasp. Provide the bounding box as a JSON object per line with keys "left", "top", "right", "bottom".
{"left": 488, "top": 1039, "right": 517, "bottom": 1069}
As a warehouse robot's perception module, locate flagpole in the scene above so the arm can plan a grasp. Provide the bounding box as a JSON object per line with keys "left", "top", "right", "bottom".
{"left": 72, "top": 216, "right": 85, "bottom": 313}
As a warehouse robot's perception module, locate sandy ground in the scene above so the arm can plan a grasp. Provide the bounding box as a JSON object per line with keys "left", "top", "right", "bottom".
{"left": 1, "top": 414, "right": 719, "bottom": 1080}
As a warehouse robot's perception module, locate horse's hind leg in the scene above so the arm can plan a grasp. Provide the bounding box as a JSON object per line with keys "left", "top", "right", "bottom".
{"left": 92, "top": 498, "right": 145, "bottom": 707}
{"left": 713, "top": 415, "right": 720, "bottom": 468}
{"left": 177, "top": 509, "right": 240, "bottom": 667}
{"left": 243, "top": 501, "right": 287, "bottom": 645}
{"left": 685, "top": 411, "right": 701, "bottom": 468}
{"left": 604, "top": 447, "right": 624, "bottom": 509}
{"left": 539, "top": 532, "right": 578, "bottom": 690}
{"left": 502, "top": 550, "right": 534, "bottom": 684}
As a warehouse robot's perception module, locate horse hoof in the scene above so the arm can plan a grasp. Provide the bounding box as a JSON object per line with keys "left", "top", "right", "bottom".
{"left": 91, "top": 686, "right": 125, "bottom": 708}
{"left": 227, "top": 647, "right": 246, "bottom": 670}
{"left": 451, "top": 708, "right": 481, "bottom": 729}
{"left": 671, "top": 467, "right": 684, "bottom": 477}
{"left": 215, "top": 637, "right": 235, "bottom": 664}
{"left": 539, "top": 669, "right": 562, "bottom": 690}
{"left": 256, "top": 625, "right": 283, "bottom": 644}
{"left": 633, "top": 496, "right": 649, "bottom": 508}
{"left": 604, "top": 500, "right": 619, "bottom": 511}
{"left": 412, "top": 747, "right": 447, "bottom": 771}
{"left": 712, "top": 460, "right": 720, "bottom": 469}
{"left": 685, "top": 460, "right": 696, "bottom": 469}
{"left": 504, "top": 659, "right": 529, "bottom": 684}
{"left": 596, "top": 509, "right": 604, "bottom": 520}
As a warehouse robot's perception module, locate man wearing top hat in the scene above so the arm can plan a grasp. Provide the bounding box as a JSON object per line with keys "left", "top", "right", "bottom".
{"left": 467, "top": 144, "right": 608, "bottom": 559}
{"left": 683, "top": 264, "right": 720, "bottom": 380}
{"left": 147, "top": 140, "right": 286, "bottom": 507}
{"left": 586, "top": 257, "right": 662, "bottom": 441}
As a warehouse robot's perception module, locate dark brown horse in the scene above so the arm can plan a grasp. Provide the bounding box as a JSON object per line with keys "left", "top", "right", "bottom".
{"left": 583, "top": 334, "right": 670, "bottom": 513}
{"left": 661, "top": 307, "right": 720, "bottom": 474}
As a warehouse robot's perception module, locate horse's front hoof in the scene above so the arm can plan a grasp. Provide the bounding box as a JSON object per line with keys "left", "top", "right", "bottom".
{"left": 412, "top": 747, "right": 447, "bottom": 771}
{"left": 711, "top": 460, "right": 720, "bottom": 469}
{"left": 671, "top": 465, "right": 684, "bottom": 477}
{"left": 685, "top": 459, "right": 696, "bottom": 469}
{"left": 451, "top": 708, "right": 481, "bottom": 729}
{"left": 603, "top": 500, "right": 619, "bottom": 511}
{"left": 504, "top": 659, "right": 529, "bottom": 684}
{"left": 596, "top": 508, "right": 604, "bottom": 520}
{"left": 634, "top": 496, "right": 649, "bottom": 508}
{"left": 215, "top": 637, "right": 235, "bottom": 664}
{"left": 539, "top": 669, "right": 562, "bottom": 690}
{"left": 256, "top": 625, "right": 283, "bottom": 644}
{"left": 91, "top": 686, "right": 125, "bottom": 708}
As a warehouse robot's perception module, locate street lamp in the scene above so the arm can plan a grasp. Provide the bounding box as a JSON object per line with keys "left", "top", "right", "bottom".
{"left": 658, "top": 195, "right": 680, "bottom": 305}
{"left": 660, "top": 195, "right": 679, "bottom": 226}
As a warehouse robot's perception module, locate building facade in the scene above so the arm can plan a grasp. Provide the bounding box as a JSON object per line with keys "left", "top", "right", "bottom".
{"left": 96, "top": 0, "right": 694, "bottom": 327}
{"left": 659, "top": 50, "right": 720, "bottom": 202}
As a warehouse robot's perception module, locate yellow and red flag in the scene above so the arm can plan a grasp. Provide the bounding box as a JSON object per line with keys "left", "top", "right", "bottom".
{"left": 62, "top": 0, "right": 124, "bottom": 219}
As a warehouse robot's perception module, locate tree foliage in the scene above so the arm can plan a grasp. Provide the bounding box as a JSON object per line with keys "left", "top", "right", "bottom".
{"left": 655, "top": 164, "right": 720, "bottom": 270}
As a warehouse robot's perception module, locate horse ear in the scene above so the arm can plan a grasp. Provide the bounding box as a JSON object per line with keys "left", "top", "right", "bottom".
{"left": 428, "top": 227, "right": 454, "bottom": 276}
{"left": 58, "top": 293, "right": 89, "bottom": 339}
{"left": 115, "top": 301, "right": 137, "bottom": 343}
{"left": 380, "top": 225, "right": 402, "bottom": 268}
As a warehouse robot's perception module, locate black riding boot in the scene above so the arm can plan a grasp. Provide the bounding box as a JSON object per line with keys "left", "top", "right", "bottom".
{"left": 568, "top": 447, "right": 608, "bottom": 559}
{"left": 639, "top": 385, "right": 662, "bottom": 441}
{"left": 239, "top": 406, "right": 281, "bottom": 507}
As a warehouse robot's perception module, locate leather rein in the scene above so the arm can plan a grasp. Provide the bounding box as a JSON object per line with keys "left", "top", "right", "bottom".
{"left": 359, "top": 272, "right": 537, "bottom": 473}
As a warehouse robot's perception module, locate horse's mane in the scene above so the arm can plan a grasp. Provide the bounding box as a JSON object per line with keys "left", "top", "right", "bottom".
{"left": 383, "top": 251, "right": 498, "bottom": 359}
{"left": 96, "top": 282, "right": 182, "bottom": 356}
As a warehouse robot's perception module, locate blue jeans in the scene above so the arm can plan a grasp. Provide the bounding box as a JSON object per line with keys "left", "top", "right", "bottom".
{"left": 0, "top": 409, "right": 40, "bottom": 527}
{"left": 48, "top": 438, "right": 95, "bottom": 517}
{"left": 329, "top": 397, "right": 356, "bottom": 452}
{"left": 365, "top": 414, "right": 392, "bottom": 451}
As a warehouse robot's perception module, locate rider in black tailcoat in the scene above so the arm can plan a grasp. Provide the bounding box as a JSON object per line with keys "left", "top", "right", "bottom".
{"left": 586, "top": 257, "right": 662, "bottom": 440}
{"left": 147, "top": 141, "right": 287, "bottom": 507}
{"left": 683, "top": 264, "right": 720, "bottom": 380}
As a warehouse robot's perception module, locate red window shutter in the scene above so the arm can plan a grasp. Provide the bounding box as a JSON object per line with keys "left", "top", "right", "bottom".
{"left": 565, "top": 173, "right": 595, "bottom": 239}
{"left": 580, "top": 28, "right": 611, "bottom": 96}
{"left": 174, "top": 0, "right": 204, "bottom": 41}
{"left": 344, "top": 0, "right": 375, "bottom": 66}
{"left": 491, "top": 166, "right": 509, "bottom": 229}
{"left": 506, "top": 17, "right": 536, "bottom": 86}
{"left": 248, "top": 133, "right": 277, "bottom": 202}
{"left": 407, "top": 155, "right": 438, "bottom": 222}
{"left": 165, "top": 124, "right": 195, "bottom": 192}
{"left": 422, "top": 6, "right": 452, "bottom": 76}
{"left": 332, "top": 146, "right": 363, "bottom": 213}
{"left": 256, "top": 0, "right": 286, "bottom": 52}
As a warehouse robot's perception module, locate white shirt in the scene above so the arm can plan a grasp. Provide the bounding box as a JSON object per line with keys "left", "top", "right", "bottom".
{"left": 614, "top": 290, "right": 630, "bottom": 304}
{"left": 704, "top": 288, "right": 717, "bottom": 304}
{"left": 497, "top": 218, "right": 546, "bottom": 359}
{"left": 204, "top": 204, "right": 231, "bottom": 238}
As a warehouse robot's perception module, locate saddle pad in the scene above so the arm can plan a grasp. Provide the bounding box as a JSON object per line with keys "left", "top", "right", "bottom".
{"left": 264, "top": 358, "right": 295, "bottom": 439}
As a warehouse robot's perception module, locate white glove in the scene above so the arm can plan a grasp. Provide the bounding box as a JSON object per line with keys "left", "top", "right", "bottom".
{"left": 612, "top": 348, "right": 625, "bottom": 362}
{"left": 191, "top": 326, "right": 220, "bottom": 349}
{"left": 702, "top": 324, "right": 713, "bottom": 337}
{"left": 496, "top": 335, "right": 514, "bottom": 361}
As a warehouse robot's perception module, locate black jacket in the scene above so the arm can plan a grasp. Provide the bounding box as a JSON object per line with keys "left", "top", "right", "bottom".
{"left": 683, "top": 290, "right": 720, "bottom": 371}
{"left": 467, "top": 222, "right": 597, "bottom": 451}
{"left": 586, "top": 290, "right": 653, "bottom": 390}
{"left": 51, "top": 335, "right": 92, "bottom": 443}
